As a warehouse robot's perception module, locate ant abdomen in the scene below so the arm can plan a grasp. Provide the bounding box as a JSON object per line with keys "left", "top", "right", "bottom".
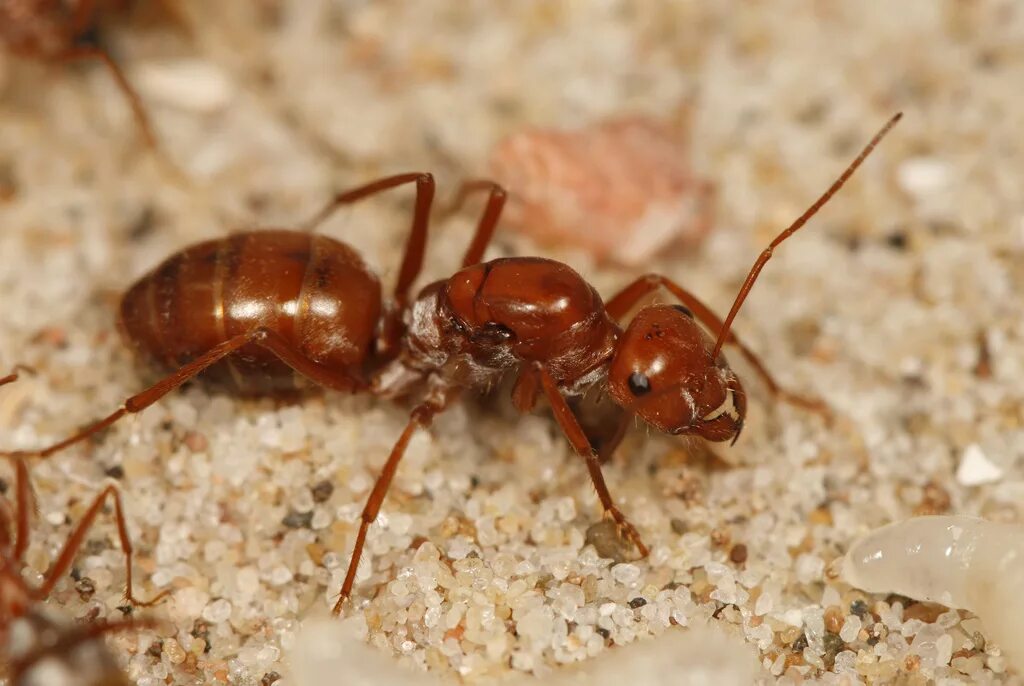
{"left": 119, "top": 230, "right": 382, "bottom": 395}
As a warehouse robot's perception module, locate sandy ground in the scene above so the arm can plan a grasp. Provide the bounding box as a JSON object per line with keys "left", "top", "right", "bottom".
{"left": 1, "top": 2, "right": 1024, "bottom": 684}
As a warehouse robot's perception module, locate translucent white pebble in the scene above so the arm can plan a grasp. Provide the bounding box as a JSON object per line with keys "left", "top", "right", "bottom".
{"left": 133, "top": 59, "right": 236, "bottom": 113}
{"left": 843, "top": 515, "right": 1024, "bottom": 669}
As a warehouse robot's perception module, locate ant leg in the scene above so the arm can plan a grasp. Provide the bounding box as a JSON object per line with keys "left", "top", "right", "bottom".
{"left": 0, "top": 364, "right": 35, "bottom": 387}
{"left": 33, "top": 483, "right": 168, "bottom": 606}
{"left": 596, "top": 411, "right": 631, "bottom": 465}
{"left": 334, "top": 400, "right": 446, "bottom": 614}
{"left": 605, "top": 274, "right": 829, "bottom": 416}
{"left": 532, "top": 364, "right": 649, "bottom": 557}
{"left": 447, "top": 180, "right": 508, "bottom": 266}
{"left": 6, "top": 458, "right": 34, "bottom": 563}
{"left": 0, "top": 328, "right": 364, "bottom": 460}
{"left": 11, "top": 616, "right": 160, "bottom": 681}
{"left": 298, "top": 173, "right": 436, "bottom": 305}
{"left": 510, "top": 364, "right": 541, "bottom": 412}
{"left": 57, "top": 47, "right": 187, "bottom": 186}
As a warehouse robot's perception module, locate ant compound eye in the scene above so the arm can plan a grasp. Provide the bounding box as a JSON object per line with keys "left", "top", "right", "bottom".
{"left": 672, "top": 304, "right": 694, "bottom": 318}
{"left": 627, "top": 371, "right": 651, "bottom": 396}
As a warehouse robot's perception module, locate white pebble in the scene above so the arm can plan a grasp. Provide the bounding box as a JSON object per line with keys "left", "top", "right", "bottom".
{"left": 134, "top": 59, "right": 236, "bottom": 113}
{"left": 795, "top": 554, "right": 824, "bottom": 583}
{"left": 173, "top": 587, "right": 211, "bottom": 617}
{"left": 611, "top": 563, "right": 641, "bottom": 585}
{"left": 237, "top": 567, "right": 260, "bottom": 599}
{"left": 270, "top": 565, "right": 294, "bottom": 586}
{"left": 203, "top": 598, "right": 233, "bottom": 623}
{"left": 754, "top": 592, "right": 773, "bottom": 616}
{"left": 956, "top": 443, "right": 1003, "bottom": 486}
{"left": 839, "top": 614, "right": 861, "bottom": 642}
{"left": 897, "top": 156, "right": 952, "bottom": 198}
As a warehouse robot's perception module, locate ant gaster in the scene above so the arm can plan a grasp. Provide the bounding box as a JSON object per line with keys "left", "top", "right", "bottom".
{"left": 1, "top": 114, "right": 902, "bottom": 614}
{"left": 0, "top": 373, "right": 163, "bottom": 684}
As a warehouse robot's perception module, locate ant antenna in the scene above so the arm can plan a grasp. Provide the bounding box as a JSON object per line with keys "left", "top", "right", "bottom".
{"left": 710, "top": 112, "right": 903, "bottom": 359}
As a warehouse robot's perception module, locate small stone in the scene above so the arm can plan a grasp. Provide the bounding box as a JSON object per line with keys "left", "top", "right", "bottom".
{"left": 164, "top": 638, "right": 187, "bottom": 665}
{"left": 311, "top": 480, "right": 335, "bottom": 503}
{"left": 956, "top": 444, "right": 1002, "bottom": 486}
{"left": 261, "top": 672, "right": 282, "bottom": 686}
{"left": 839, "top": 614, "right": 861, "bottom": 642}
{"left": 184, "top": 432, "right": 208, "bottom": 452}
{"left": 146, "top": 639, "right": 163, "bottom": 658}
{"left": 75, "top": 576, "right": 96, "bottom": 600}
{"left": 585, "top": 519, "right": 633, "bottom": 563}
{"left": 282, "top": 510, "right": 313, "bottom": 529}
{"left": 729, "top": 543, "right": 748, "bottom": 564}
{"left": 611, "top": 563, "right": 641, "bottom": 585}
{"left": 897, "top": 157, "right": 952, "bottom": 198}
{"left": 628, "top": 597, "right": 647, "bottom": 609}
{"left": 850, "top": 599, "right": 870, "bottom": 618}
{"left": 824, "top": 605, "right": 844, "bottom": 634}
{"left": 203, "top": 598, "right": 233, "bottom": 623}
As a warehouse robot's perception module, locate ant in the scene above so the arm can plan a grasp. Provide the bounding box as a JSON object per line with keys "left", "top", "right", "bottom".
{"left": 0, "top": 372, "right": 164, "bottom": 684}
{"left": 1, "top": 0, "right": 182, "bottom": 177}
{"left": 0, "top": 113, "right": 902, "bottom": 615}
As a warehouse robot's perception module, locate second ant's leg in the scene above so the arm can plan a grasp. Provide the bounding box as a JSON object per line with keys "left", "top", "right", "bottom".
{"left": 533, "top": 364, "right": 649, "bottom": 557}
{"left": 0, "top": 328, "right": 364, "bottom": 460}
{"left": 0, "top": 364, "right": 34, "bottom": 387}
{"left": 605, "top": 274, "right": 829, "bottom": 416}
{"left": 448, "top": 180, "right": 508, "bottom": 266}
{"left": 333, "top": 400, "right": 446, "bottom": 615}
{"left": 11, "top": 617, "right": 160, "bottom": 681}
{"left": 57, "top": 47, "right": 188, "bottom": 186}
{"left": 10, "top": 458, "right": 33, "bottom": 563}
{"left": 33, "top": 483, "right": 168, "bottom": 606}
{"left": 298, "top": 173, "right": 436, "bottom": 305}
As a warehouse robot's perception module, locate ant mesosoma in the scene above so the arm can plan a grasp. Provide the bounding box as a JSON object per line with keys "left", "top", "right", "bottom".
{"left": 1, "top": 113, "right": 902, "bottom": 614}
{"left": 0, "top": 372, "right": 164, "bottom": 684}
{"left": 1, "top": 0, "right": 182, "bottom": 177}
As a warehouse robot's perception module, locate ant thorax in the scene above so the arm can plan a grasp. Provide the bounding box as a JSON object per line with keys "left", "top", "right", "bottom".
{"left": 374, "top": 261, "right": 620, "bottom": 400}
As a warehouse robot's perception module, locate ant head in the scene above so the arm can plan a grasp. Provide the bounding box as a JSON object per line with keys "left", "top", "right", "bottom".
{"left": 608, "top": 304, "right": 747, "bottom": 443}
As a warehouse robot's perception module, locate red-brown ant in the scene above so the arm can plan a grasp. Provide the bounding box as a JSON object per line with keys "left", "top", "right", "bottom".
{"left": 1, "top": 0, "right": 182, "bottom": 176}
{"left": 0, "top": 372, "right": 164, "bottom": 684}
{"left": 1, "top": 113, "right": 902, "bottom": 614}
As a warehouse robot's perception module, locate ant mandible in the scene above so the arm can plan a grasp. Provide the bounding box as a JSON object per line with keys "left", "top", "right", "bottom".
{"left": 0, "top": 372, "right": 164, "bottom": 684}
{"left": 1, "top": 113, "right": 902, "bottom": 615}
{"left": 1, "top": 0, "right": 181, "bottom": 176}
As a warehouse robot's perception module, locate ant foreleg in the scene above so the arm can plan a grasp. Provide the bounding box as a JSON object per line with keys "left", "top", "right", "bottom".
{"left": 0, "top": 328, "right": 364, "bottom": 460}
{"left": 57, "top": 46, "right": 188, "bottom": 186}
{"left": 532, "top": 364, "right": 648, "bottom": 557}
{"left": 606, "top": 274, "right": 830, "bottom": 418}
{"left": 334, "top": 400, "right": 446, "bottom": 615}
